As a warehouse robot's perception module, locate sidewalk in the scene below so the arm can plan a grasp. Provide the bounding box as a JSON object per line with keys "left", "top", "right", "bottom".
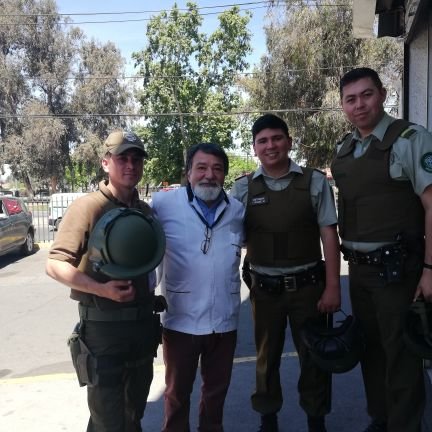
{"left": 1, "top": 255, "right": 430, "bottom": 431}
{"left": 1, "top": 350, "right": 371, "bottom": 431}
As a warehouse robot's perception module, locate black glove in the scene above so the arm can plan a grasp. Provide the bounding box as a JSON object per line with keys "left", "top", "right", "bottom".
{"left": 154, "top": 295, "right": 168, "bottom": 313}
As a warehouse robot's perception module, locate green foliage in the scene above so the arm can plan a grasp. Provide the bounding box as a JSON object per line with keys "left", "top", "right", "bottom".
{"left": 133, "top": 2, "right": 252, "bottom": 184}
{"left": 72, "top": 40, "right": 132, "bottom": 139}
{"left": 0, "top": 0, "right": 132, "bottom": 194}
{"left": 225, "top": 153, "right": 258, "bottom": 190}
{"left": 3, "top": 100, "right": 67, "bottom": 194}
{"left": 242, "top": 0, "right": 403, "bottom": 167}
{"left": 64, "top": 161, "right": 98, "bottom": 192}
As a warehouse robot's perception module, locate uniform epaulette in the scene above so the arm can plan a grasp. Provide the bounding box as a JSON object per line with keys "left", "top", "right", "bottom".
{"left": 234, "top": 173, "right": 247, "bottom": 181}
{"left": 400, "top": 127, "right": 417, "bottom": 140}
{"left": 235, "top": 171, "right": 254, "bottom": 182}
{"left": 313, "top": 168, "right": 326, "bottom": 176}
{"left": 337, "top": 133, "right": 352, "bottom": 147}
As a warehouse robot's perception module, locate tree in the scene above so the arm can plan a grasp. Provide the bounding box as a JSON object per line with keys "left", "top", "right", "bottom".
{"left": 0, "top": 0, "right": 32, "bottom": 143}
{"left": 4, "top": 100, "right": 66, "bottom": 195}
{"left": 0, "top": 0, "right": 82, "bottom": 193}
{"left": 71, "top": 39, "right": 133, "bottom": 184}
{"left": 224, "top": 153, "right": 258, "bottom": 190}
{"left": 242, "top": 0, "right": 403, "bottom": 167}
{"left": 0, "top": 0, "right": 132, "bottom": 194}
{"left": 133, "top": 2, "right": 252, "bottom": 184}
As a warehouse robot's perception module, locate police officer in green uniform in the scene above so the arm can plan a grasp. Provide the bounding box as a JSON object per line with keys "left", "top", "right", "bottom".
{"left": 331, "top": 67, "right": 432, "bottom": 432}
{"left": 46, "top": 130, "right": 164, "bottom": 432}
{"left": 231, "top": 114, "right": 341, "bottom": 432}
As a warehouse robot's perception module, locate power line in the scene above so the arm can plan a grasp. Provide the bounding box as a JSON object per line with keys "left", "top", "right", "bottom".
{"left": 0, "top": 108, "right": 341, "bottom": 120}
{"left": 0, "top": 1, "right": 344, "bottom": 18}
{"left": 0, "top": 4, "right": 270, "bottom": 26}
{"left": 0, "top": 105, "right": 399, "bottom": 120}
{"left": 23, "top": 63, "right": 392, "bottom": 81}
{"left": 0, "top": 1, "right": 267, "bottom": 17}
{"left": 63, "top": 6, "right": 269, "bottom": 25}
{"left": 0, "top": 1, "right": 349, "bottom": 26}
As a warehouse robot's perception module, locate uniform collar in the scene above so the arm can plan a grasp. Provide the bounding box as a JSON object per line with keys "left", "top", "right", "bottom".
{"left": 99, "top": 180, "right": 140, "bottom": 207}
{"left": 253, "top": 159, "right": 303, "bottom": 180}
{"left": 352, "top": 112, "right": 394, "bottom": 142}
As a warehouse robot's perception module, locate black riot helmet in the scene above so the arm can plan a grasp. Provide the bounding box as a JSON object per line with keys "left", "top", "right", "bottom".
{"left": 300, "top": 311, "right": 365, "bottom": 374}
{"left": 403, "top": 297, "right": 432, "bottom": 360}
{"left": 88, "top": 207, "right": 166, "bottom": 279}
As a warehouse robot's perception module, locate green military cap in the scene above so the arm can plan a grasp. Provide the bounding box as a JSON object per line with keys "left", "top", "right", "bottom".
{"left": 103, "top": 130, "right": 148, "bottom": 157}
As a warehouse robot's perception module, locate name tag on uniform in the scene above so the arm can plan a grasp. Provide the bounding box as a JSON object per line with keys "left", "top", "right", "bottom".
{"left": 250, "top": 196, "right": 268, "bottom": 206}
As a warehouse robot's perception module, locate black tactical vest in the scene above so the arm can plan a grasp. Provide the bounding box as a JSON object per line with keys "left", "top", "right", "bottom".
{"left": 245, "top": 167, "right": 322, "bottom": 267}
{"left": 331, "top": 120, "right": 424, "bottom": 243}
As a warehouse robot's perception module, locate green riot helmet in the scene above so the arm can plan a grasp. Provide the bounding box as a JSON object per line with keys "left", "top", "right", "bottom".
{"left": 403, "top": 297, "right": 432, "bottom": 360}
{"left": 88, "top": 207, "right": 166, "bottom": 279}
{"left": 300, "top": 312, "right": 365, "bottom": 374}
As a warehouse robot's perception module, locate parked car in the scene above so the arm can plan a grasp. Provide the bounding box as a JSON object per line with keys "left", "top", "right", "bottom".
{"left": 48, "top": 192, "right": 87, "bottom": 230}
{"left": 160, "top": 183, "right": 181, "bottom": 192}
{"left": 0, "top": 189, "right": 14, "bottom": 197}
{"left": 0, "top": 196, "right": 35, "bottom": 257}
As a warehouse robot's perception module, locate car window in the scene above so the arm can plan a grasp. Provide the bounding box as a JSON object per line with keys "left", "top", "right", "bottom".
{"left": 3, "top": 198, "right": 23, "bottom": 215}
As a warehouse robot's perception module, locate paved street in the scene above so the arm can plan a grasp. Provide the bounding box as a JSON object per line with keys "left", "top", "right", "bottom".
{"left": 0, "top": 247, "right": 430, "bottom": 431}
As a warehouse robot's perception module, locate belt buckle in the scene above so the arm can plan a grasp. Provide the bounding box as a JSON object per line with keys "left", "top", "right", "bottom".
{"left": 283, "top": 275, "right": 297, "bottom": 292}
{"left": 348, "top": 249, "right": 359, "bottom": 264}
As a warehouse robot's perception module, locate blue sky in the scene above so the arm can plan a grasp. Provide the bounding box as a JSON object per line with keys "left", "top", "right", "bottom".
{"left": 56, "top": 0, "right": 270, "bottom": 73}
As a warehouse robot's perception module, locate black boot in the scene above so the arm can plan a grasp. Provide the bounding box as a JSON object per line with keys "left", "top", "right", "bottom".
{"left": 363, "top": 420, "right": 387, "bottom": 432}
{"left": 258, "top": 413, "right": 279, "bottom": 432}
{"left": 307, "top": 415, "right": 327, "bottom": 432}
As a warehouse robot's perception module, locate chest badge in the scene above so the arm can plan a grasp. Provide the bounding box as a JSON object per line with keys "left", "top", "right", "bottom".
{"left": 250, "top": 196, "right": 268, "bottom": 206}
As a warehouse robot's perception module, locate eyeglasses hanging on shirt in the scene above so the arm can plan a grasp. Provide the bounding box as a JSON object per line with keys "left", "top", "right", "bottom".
{"left": 201, "top": 225, "right": 212, "bottom": 254}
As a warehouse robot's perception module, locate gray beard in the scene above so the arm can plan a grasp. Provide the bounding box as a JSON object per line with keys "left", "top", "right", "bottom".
{"left": 193, "top": 183, "right": 222, "bottom": 202}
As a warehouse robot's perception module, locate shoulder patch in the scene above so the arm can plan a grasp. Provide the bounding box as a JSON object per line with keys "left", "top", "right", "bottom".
{"left": 420, "top": 152, "right": 432, "bottom": 173}
{"left": 234, "top": 173, "right": 247, "bottom": 181}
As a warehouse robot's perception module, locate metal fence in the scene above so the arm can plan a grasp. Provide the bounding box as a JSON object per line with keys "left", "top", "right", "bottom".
{"left": 26, "top": 192, "right": 153, "bottom": 244}
{"left": 26, "top": 199, "right": 53, "bottom": 243}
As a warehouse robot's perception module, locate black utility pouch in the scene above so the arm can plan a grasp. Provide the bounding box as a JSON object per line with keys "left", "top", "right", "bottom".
{"left": 242, "top": 259, "right": 252, "bottom": 289}
{"left": 380, "top": 246, "right": 407, "bottom": 284}
{"left": 67, "top": 322, "right": 97, "bottom": 387}
{"left": 153, "top": 314, "right": 163, "bottom": 357}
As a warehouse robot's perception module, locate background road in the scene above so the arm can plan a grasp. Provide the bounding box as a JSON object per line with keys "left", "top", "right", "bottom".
{"left": 0, "top": 247, "right": 430, "bottom": 431}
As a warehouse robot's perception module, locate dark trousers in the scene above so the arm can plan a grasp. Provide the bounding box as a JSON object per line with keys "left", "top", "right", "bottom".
{"left": 349, "top": 262, "right": 425, "bottom": 432}
{"left": 250, "top": 280, "right": 330, "bottom": 417}
{"left": 82, "top": 319, "right": 156, "bottom": 432}
{"left": 162, "top": 328, "right": 237, "bottom": 432}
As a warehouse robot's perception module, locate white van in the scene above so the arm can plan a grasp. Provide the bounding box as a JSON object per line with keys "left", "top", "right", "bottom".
{"left": 48, "top": 192, "right": 87, "bottom": 230}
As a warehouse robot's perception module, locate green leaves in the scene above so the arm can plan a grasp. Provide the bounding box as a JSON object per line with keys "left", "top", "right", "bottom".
{"left": 133, "top": 2, "right": 252, "bottom": 185}
{"left": 243, "top": 0, "right": 403, "bottom": 168}
{"left": 0, "top": 0, "right": 132, "bottom": 194}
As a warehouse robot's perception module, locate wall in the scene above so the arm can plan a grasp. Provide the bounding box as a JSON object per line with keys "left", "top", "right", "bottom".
{"left": 407, "top": 1, "right": 431, "bottom": 130}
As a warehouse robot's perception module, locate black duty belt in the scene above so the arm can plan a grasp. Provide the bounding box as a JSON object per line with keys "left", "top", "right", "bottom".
{"left": 78, "top": 303, "right": 154, "bottom": 322}
{"left": 251, "top": 263, "right": 325, "bottom": 295}
{"left": 341, "top": 243, "right": 407, "bottom": 266}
